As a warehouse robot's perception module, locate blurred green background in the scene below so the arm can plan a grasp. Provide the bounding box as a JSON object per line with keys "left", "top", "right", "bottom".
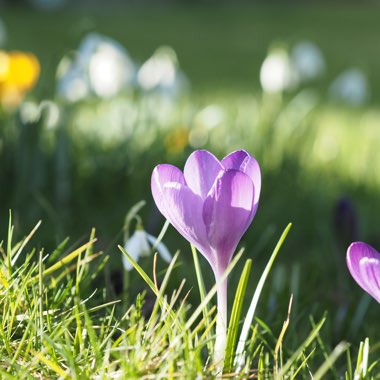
{"left": 1, "top": 1, "right": 380, "bottom": 347}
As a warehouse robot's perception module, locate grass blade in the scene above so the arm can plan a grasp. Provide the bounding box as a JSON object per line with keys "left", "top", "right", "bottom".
{"left": 11, "top": 220, "right": 41, "bottom": 266}
{"left": 234, "top": 223, "right": 292, "bottom": 370}
{"left": 277, "top": 316, "right": 326, "bottom": 378}
{"left": 32, "top": 350, "right": 69, "bottom": 379}
{"left": 185, "top": 248, "right": 244, "bottom": 331}
{"left": 191, "top": 244, "right": 213, "bottom": 354}
{"left": 119, "top": 245, "right": 183, "bottom": 330}
{"left": 32, "top": 239, "right": 97, "bottom": 281}
{"left": 224, "top": 258, "right": 252, "bottom": 372}
{"left": 313, "top": 341, "right": 350, "bottom": 380}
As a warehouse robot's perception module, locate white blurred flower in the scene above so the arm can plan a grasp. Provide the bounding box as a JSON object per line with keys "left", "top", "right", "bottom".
{"left": 39, "top": 100, "right": 61, "bottom": 129}
{"left": 122, "top": 228, "right": 172, "bottom": 271}
{"left": 56, "top": 33, "right": 136, "bottom": 102}
{"left": 329, "top": 68, "right": 369, "bottom": 106}
{"left": 19, "top": 100, "right": 61, "bottom": 129}
{"left": 88, "top": 44, "right": 128, "bottom": 98}
{"left": 189, "top": 105, "right": 225, "bottom": 148}
{"left": 57, "top": 58, "right": 89, "bottom": 103}
{"left": 81, "top": 34, "right": 136, "bottom": 98}
{"left": 291, "top": 41, "right": 325, "bottom": 82}
{"left": 19, "top": 101, "right": 40, "bottom": 124}
{"left": 137, "top": 46, "right": 188, "bottom": 97}
{"left": 194, "top": 105, "right": 224, "bottom": 130}
{"left": 260, "top": 47, "right": 297, "bottom": 94}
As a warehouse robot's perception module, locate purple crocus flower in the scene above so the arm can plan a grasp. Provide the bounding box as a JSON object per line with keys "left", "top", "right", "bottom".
{"left": 151, "top": 149, "right": 261, "bottom": 367}
{"left": 347, "top": 242, "right": 380, "bottom": 303}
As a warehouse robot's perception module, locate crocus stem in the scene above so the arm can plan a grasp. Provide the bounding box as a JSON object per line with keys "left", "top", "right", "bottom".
{"left": 213, "top": 269, "right": 228, "bottom": 373}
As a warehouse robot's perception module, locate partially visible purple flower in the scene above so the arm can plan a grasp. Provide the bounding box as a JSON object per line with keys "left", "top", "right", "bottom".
{"left": 347, "top": 242, "right": 380, "bottom": 303}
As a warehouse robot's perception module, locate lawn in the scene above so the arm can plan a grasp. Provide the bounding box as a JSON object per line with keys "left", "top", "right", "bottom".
{"left": 1, "top": 3, "right": 380, "bottom": 378}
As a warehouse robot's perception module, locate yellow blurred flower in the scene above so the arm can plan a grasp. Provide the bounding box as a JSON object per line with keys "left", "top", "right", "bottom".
{"left": 0, "top": 50, "right": 40, "bottom": 109}
{"left": 165, "top": 127, "right": 189, "bottom": 155}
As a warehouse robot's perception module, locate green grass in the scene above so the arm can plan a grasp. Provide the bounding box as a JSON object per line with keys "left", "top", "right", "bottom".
{"left": 3, "top": 4, "right": 380, "bottom": 96}
{"left": 1, "top": 218, "right": 379, "bottom": 378}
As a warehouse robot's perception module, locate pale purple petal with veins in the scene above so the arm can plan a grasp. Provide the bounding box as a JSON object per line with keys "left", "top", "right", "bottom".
{"left": 221, "top": 150, "right": 261, "bottom": 212}
{"left": 203, "top": 169, "right": 254, "bottom": 272}
{"left": 152, "top": 164, "right": 213, "bottom": 264}
{"left": 347, "top": 242, "right": 380, "bottom": 303}
{"left": 151, "top": 164, "right": 186, "bottom": 219}
{"left": 161, "top": 183, "right": 211, "bottom": 261}
{"left": 184, "top": 150, "right": 223, "bottom": 199}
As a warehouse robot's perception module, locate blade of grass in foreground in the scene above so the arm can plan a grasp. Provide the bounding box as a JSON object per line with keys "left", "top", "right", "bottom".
{"left": 277, "top": 316, "right": 326, "bottom": 378}
{"left": 224, "top": 258, "right": 252, "bottom": 372}
{"left": 313, "top": 341, "right": 350, "bottom": 380}
{"left": 234, "top": 223, "right": 292, "bottom": 371}
{"left": 151, "top": 219, "right": 170, "bottom": 253}
{"left": 354, "top": 337, "right": 370, "bottom": 379}
{"left": 32, "top": 350, "right": 69, "bottom": 379}
{"left": 11, "top": 220, "right": 41, "bottom": 265}
{"left": 185, "top": 248, "right": 244, "bottom": 332}
{"left": 310, "top": 315, "right": 340, "bottom": 379}
{"left": 165, "top": 249, "right": 245, "bottom": 373}
{"left": 123, "top": 200, "right": 146, "bottom": 240}
{"left": 274, "top": 295, "right": 293, "bottom": 376}
{"left": 191, "top": 244, "right": 213, "bottom": 354}
{"left": 29, "top": 239, "right": 97, "bottom": 282}
{"left": 7, "top": 211, "right": 13, "bottom": 275}
{"left": 119, "top": 245, "right": 183, "bottom": 331}
{"left": 147, "top": 249, "right": 182, "bottom": 332}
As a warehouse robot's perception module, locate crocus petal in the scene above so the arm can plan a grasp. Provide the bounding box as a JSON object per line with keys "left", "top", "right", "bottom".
{"left": 146, "top": 233, "right": 172, "bottom": 263}
{"left": 359, "top": 259, "right": 380, "bottom": 302}
{"left": 184, "top": 150, "right": 223, "bottom": 199}
{"left": 221, "top": 150, "right": 261, "bottom": 207}
{"left": 203, "top": 169, "right": 254, "bottom": 271}
{"left": 159, "top": 182, "right": 212, "bottom": 265}
{"left": 347, "top": 242, "right": 380, "bottom": 303}
{"left": 151, "top": 164, "right": 186, "bottom": 220}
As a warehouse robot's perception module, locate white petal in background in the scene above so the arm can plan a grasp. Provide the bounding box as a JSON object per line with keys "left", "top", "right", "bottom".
{"left": 56, "top": 32, "right": 136, "bottom": 102}
{"left": 87, "top": 40, "right": 136, "bottom": 98}
{"left": 19, "top": 100, "right": 61, "bottom": 130}
{"left": 260, "top": 47, "right": 298, "bottom": 94}
{"left": 329, "top": 68, "right": 370, "bottom": 106}
{"left": 291, "top": 41, "right": 325, "bottom": 82}
{"left": 56, "top": 57, "right": 89, "bottom": 103}
{"left": 123, "top": 230, "right": 172, "bottom": 271}
{"left": 123, "top": 230, "right": 151, "bottom": 271}
{"left": 137, "top": 46, "right": 188, "bottom": 97}
{"left": 146, "top": 234, "right": 172, "bottom": 263}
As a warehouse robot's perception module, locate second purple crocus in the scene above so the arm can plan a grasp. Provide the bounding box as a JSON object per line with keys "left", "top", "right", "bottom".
{"left": 347, "top": 242, "right": 380, "bottom": 303}
{"left": 151, "top": 149, "right": 261, "bottom": 367}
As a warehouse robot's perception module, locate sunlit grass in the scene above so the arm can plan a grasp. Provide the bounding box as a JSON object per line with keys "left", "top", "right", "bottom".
{"left": 1, "top": 218, "right": 379, "bottom": 378}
